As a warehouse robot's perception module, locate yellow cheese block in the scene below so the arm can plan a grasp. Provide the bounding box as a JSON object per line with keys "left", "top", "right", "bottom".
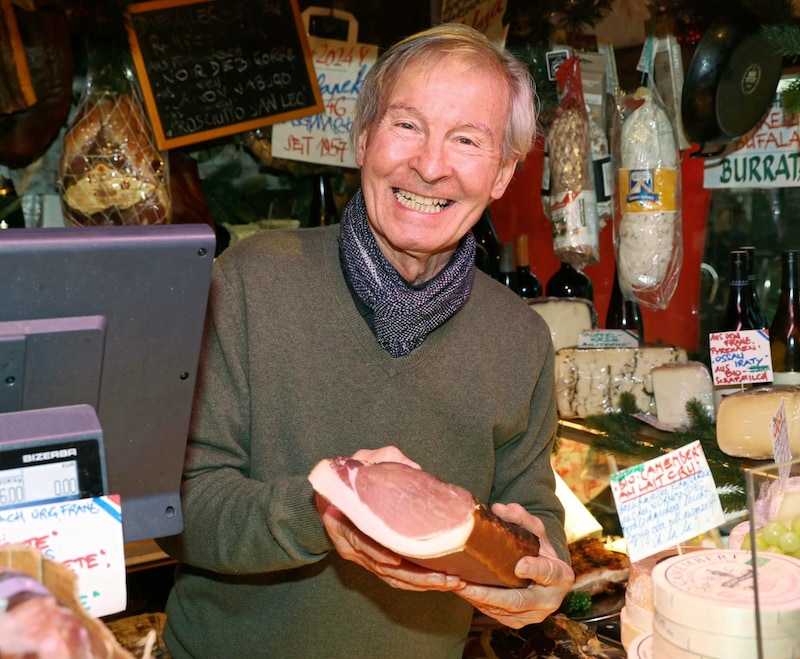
{"left": 716, "top": 385, "right": 800, "bottom": 459}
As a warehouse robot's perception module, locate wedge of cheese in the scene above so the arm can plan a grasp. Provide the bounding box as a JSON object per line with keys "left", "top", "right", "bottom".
{"left": 716, "top": 385, "right": 800, "bottom": 459}
{"left": 554, "top": 345, "right": 688, "bottom": 418}
{"left": 527, "top": 297, "right": 597, "bottom": 352}
{"left": 651, "top": 361, "right": 715, "bottom": 427}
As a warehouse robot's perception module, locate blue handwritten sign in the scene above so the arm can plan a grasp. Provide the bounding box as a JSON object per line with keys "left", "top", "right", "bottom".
{"left": 272, "top": 25, "right": 377, "bottom": 168}
{"left": 609, "top": 441, "right": 725, "bottom": 562}
{"left": 0, "top": 495, "right": 126, "bottom": 617}
{"left": 708, "top": 329, "right": 773, "bottom": 386}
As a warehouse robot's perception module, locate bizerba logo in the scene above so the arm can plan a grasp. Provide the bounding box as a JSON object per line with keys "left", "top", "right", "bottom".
{"left": 22, "top": 448, "right": 78, "bottom": 463}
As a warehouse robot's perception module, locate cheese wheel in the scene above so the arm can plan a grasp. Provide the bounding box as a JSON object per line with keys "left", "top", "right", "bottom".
{"left": 652, "top": 550, "right": 800, "bottom": 637}
{"left": 527, "top": 297, "right": 597, "bottom": 352}
{"left": 620, "top": 606, "right": 649, "bottom": 650}
{"left": 716, "top": 385, "right": 800, "bottom": 459}
{"left": 554, "top": 345, "right": 688, "bottom": 418}
{"left": 653, "top": 611, "right": 800, "bottom": 659}
{"left": 626, "top": 633, "right": 654, "bottom": 659}
{"left": 651, "top": 361, "right": 714, "bottom": 427}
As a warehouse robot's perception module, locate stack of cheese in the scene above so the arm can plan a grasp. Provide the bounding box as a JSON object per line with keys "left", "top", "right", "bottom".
{"left": 630, "top": 549, "right": 800, "bottom": 658}
{"left": 620, "top": 546, "right": 704, "bottom": 649}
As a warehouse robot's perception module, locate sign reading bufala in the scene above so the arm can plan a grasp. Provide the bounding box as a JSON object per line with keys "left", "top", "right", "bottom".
{"left": 125, "top": 0, "right": 324, "bottom": 150}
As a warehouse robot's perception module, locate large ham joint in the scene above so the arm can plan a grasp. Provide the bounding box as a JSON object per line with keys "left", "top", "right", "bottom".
{"left": 308, "top": 457, "right": 540, "bottom": 587}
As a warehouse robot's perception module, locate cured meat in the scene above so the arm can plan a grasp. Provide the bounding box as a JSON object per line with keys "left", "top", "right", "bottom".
{"left": 568, "top": 537, "right": 629, "bottom": 596}
{"left": 308, "top": 458, "right": 540, "bottom": 587}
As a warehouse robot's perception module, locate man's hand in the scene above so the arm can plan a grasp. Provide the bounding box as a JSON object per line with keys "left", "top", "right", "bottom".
{"left": 453, "top": 503, "right": 575, "bottom": 628}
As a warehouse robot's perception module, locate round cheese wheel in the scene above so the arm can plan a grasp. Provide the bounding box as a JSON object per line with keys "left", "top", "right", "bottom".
{"left": 652, "top": 549, "right": 800, "bottom": 637}
{"left": 654, "top": 610, "right": 800, "bottom": 658}
{"left": 626, "top": 633, "right": 654, "bottom": 659}
{"left": 620, "top": 605, "right": 649, "bottom": 650}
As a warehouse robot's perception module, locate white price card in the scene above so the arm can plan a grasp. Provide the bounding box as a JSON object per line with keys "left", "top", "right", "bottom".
{"left": 578, "top": 329, "right": 639, "bottom": 348}
{"left": 708, "top": 329, "right": 772, "bottom": 386}
{"left": 770, "top": 398, "right": 794, "bottom": 485}
{"left": 0, "top": 495, "right": 126, "bottom": 617}
{"left": 609, "top": 441, "right": 726, "bottom": 563}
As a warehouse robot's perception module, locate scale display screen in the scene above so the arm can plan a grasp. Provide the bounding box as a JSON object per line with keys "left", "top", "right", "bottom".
{"left": 0, "top": 438, "right": 106, "bottom": 511}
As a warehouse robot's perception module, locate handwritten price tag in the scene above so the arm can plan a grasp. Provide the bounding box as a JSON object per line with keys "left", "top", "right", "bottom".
{"left": 609, "top": 441, "right": 726, "bottom": 563}
{"left": 708, "top": 329, "right": 772, "bottom": 386}
{"left": 0, "top": 495, "right": 126, "bottom": 617}
{"left": 578, "top": 329, "right": 639, "bottom": 348}
{"left": 771, "top": 398, "right": 794, "bottom": 485}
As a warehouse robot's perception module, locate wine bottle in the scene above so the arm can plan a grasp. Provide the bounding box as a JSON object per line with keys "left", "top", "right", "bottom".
{"left": 606, "top": 266, "right": 644, "bottom": 341}
{"left": 770, "top": 250, "right": 800, "bottom": 385}
{"left": 308, "top": 172, "right": 340, "bottom": 226}
{"left": 717, "top": 250, "right": 761, "bottom": 332}
{"left": 739, "top": 245, "right": 767, "bottom": 329}
{"left": 514, "top": 233, "right": 542, "bottom": 299}
{"left": 0, "top": 175, "right": 25, "bottom": 229}
{"left": 498, "top": 243, "right": 521, "bottom": 294}
{"left": 546, "top": 261, "right": 593, "bottom": 301}
{"left": 473, "top": 208, "right": 500, "bottom": 279}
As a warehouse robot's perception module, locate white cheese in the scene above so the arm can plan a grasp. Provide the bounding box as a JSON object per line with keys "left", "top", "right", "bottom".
{"left": 527, "top": 297, "right": 597, "bottom": 352}
{"left": 716, "top": 385, "right": 800, "bottom": 459}
{"left": 626, "top": 633, "right": 653, "bottom": 659}
{"left": 651, "top": 361, "right": 714, "bottom": 427}
{"left": 554, "top": 345, "right": 688, "bottom": 418}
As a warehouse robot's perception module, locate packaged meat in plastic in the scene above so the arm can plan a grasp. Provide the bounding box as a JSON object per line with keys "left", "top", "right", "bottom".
{"left": 0, "top": 570, "right": 116, "bottom": 658}
{"left": 547, "top": 56, "right": 599, "bottom": 269}
{"left": 60, "top": 52, "right": 170, "bottom": 227}
{"left": 615, "top": 86, "right": 682, "bottom": 310}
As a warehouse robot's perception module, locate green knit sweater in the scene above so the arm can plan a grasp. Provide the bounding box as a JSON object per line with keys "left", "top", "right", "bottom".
{"left": 159, "top": 224, "right": 566, "bottom": 658}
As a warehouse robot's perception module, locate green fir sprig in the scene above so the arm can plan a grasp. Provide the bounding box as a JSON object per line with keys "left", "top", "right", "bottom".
{"left": 582, "top": 393, "right": 747, "bottom": 514}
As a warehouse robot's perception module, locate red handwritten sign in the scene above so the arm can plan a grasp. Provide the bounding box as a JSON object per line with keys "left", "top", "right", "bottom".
{"left": 708, "top": 329, "right": 772, "bottom": 386}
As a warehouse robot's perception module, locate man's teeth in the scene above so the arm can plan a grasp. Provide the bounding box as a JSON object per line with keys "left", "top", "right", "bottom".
{"left": 394, "top": 190, "right": 451, "bottom": 213}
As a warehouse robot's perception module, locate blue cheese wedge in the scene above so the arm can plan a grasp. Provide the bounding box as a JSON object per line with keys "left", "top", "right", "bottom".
{"left": 554, "top": 345, "right": 688, "bottom": 418}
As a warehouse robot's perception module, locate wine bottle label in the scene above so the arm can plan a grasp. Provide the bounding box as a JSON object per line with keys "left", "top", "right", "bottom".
{"left": 773, "top": 371, "right": 800, "bottom": 385}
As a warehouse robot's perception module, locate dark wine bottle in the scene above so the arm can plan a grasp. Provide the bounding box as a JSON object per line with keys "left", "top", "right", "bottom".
{"left": 546, "top": 261, "right": 593, "bottom": 301}
{"left": 770, "top": 249, "right": 800, "bottom": 385}
{"left": 739, "top": 245, "right": 767, "bottom": 329}
{"left": 498, "top": 242, "right": 521, "bottom": 294}
{"left": 717, "top": 250, "right": 761, "bottom": 332}
{"left": 308, "top": 172, "right": 340, "bottom": 226}
{"left": 514, "top": 233, "right": 542, "bottom": 299}
{"left": 606, "top": 266, "right": 644, "bottom": 341}
{"left": 0, "top": 175, "right": 25, "bottom": 229}
{"left": 473, "top": 208, "right": 500, "bottom": 279}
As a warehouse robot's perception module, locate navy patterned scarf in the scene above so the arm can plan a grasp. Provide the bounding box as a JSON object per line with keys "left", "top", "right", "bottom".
{"left": 339, "top": 190, "right": 476, "bottom": 357}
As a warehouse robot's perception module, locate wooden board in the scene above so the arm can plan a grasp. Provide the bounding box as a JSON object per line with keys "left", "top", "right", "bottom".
{"left": 125, "top": 0, "right": 324, "bottom": 150}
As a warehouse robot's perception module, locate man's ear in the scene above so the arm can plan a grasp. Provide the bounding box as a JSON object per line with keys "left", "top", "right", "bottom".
{"left": 490, "top": 158, "right": 520, "bottom": 201}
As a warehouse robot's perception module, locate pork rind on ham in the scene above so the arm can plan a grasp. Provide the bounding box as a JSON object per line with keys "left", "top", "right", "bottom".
{"left": 308, "top": 458, "right": 540, "bottom": 587}
{"left": 615, "top": 86, "right": 682, "bottom": 310}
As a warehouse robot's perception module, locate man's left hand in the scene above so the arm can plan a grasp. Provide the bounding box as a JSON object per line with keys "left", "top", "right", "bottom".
{"left": 454, "top": 503, "right": 575, "bottom": 628}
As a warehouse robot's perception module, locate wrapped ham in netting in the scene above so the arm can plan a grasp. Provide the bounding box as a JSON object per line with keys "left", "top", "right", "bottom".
{"left": 615, "top": 86, "right": 682, "bottom": 310}
{"left": 548, "top": 56, "right": 599, "bottom": 270}
{"left": 59, "top": 56, "right": 170, "bottom": 227}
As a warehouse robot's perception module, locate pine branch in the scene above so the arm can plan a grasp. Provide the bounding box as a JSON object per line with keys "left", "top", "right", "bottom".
{"left": 761, "top": 22, "right": 800, "bottom": 57}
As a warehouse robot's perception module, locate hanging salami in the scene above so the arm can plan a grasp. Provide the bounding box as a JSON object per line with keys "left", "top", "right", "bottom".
{"left": 615, "top": 86, "right": 682, "bottom": 310}
{"left": 548, "top": 56, "right": 599, "bottom": 270}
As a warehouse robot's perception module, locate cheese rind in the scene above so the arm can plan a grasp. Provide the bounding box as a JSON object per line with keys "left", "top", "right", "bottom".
{"left": 651, "top": 361, "right": 714, "bottom": 427}
{"left": 527, "top": 297, "right": 597, "bottom": 352}
{"left": 716, "top": 385, "right": 800, "bottom": 459}
{"left": 554, "top": 345, "right": 688, "bottom": 418}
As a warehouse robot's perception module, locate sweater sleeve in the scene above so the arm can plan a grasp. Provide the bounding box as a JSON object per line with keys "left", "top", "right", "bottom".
{"left": 490, "top": 329, "right": 569, "bottom": 565}
{"left": 157, "top": 260, "right": 333, "bottom": 574}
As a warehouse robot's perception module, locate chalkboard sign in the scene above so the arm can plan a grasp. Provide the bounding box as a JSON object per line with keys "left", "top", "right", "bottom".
{"left": 125, "top": 0, "right": 324, "bottom": 150}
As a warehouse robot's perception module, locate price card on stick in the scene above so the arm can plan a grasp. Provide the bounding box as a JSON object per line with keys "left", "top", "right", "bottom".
{"left": 609, "top": 441, "right": 726, "bottom": 563}
{"left": 708, "top": 329, "right": 773, "bottom": 386}
{"left": 770, "top": 398, "right": 794, "bottom": 485}
{"left": 0, "top": 495, "right": 126, "bottom": 617}
{"left": 271, "top": 8, "right": 378, "bottom": 168}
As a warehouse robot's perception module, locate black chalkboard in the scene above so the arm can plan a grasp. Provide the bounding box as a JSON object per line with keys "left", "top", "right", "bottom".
{"left": 126, "top": 0, "right": 324, "bottom": 150}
